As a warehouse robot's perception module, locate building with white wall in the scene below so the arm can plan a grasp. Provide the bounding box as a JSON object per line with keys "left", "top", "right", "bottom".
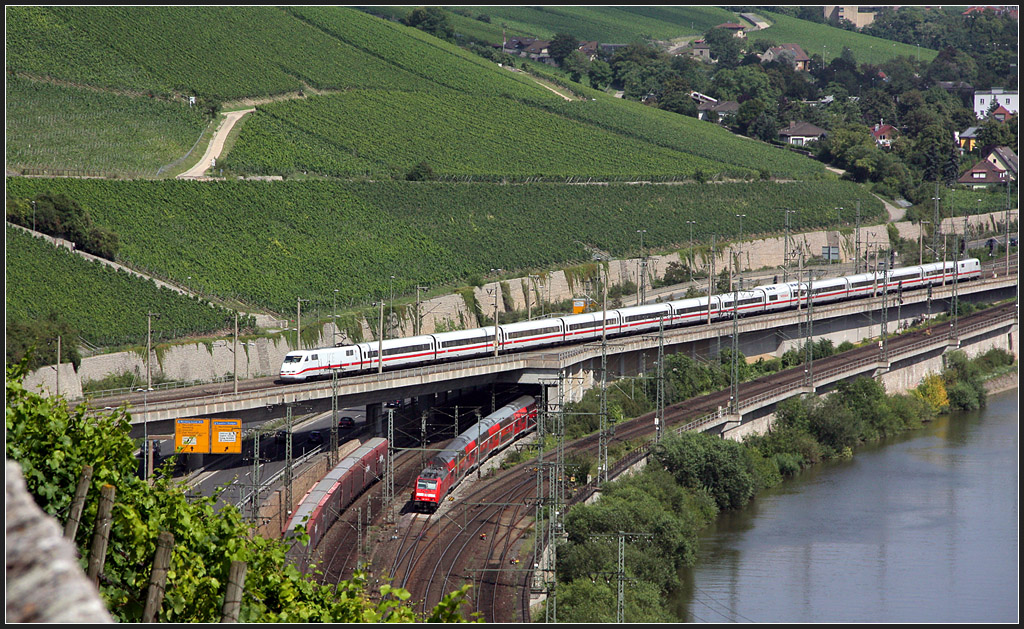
{"left": 974, "top": 88, "right": 1018, "bottom": 119}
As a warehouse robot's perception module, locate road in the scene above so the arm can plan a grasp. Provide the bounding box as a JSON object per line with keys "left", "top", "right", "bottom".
{"left": 177, "top": 108, "right": 254, "bottom": 178}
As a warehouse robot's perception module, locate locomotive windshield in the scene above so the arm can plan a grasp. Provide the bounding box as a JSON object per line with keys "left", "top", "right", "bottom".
{"left": 417, "top": 479, "right": 438, "bottom": 490}
{"left": 283, "top": 355, "right": 303, "bottom": 363}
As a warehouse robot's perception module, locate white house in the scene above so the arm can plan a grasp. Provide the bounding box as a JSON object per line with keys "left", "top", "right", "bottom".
{"left": 974, "top": 88, "right": 1018, "bottom": 119}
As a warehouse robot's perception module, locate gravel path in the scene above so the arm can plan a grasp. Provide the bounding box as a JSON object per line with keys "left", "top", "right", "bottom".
{"left": 177, "top": 108, "right": 254, "bottom": 178}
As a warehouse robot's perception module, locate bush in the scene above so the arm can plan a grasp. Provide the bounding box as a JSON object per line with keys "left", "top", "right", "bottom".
{"left": 946, "top": 379, "right": 985, "bottom": 411}
{"left": 655, "top": 432, "right": 755, "bottom": 510}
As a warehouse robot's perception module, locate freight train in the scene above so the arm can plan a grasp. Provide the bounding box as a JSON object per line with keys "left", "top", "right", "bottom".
{"left": 284, "top": 437, "right": 388, "bottom": 551}
{"left": 411, "top": 395, "right": 537, "bottom": 512}
{"left": 279, "top": 259, "right": 982, "bottom": 382}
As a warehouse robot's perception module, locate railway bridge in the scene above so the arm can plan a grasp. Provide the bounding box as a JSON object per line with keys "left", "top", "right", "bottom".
{"left": 107, "top": 271, "right": 1016, "bottom": 445}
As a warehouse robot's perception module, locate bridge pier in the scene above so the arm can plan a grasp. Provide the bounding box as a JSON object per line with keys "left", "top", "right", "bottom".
{"left": 367, "top": 402, "right": 383, "bottom": 437}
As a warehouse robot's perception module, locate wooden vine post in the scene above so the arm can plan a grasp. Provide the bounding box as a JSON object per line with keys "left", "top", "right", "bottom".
{"left": 63, "top": 465, "right": 93, "bottom": 542}
{"left": 86, "top": 484, "right": 115, "bottom": 584}
{"left": 221, "top": 560, "right": 247, "bottom": 622}
{"left": 142, "top": 531, "right": 175, "bottom": 622}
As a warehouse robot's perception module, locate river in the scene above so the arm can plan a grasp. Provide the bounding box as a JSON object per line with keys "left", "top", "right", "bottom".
{"left": 674, "top": 388, "right": 1019, "bottom": 623}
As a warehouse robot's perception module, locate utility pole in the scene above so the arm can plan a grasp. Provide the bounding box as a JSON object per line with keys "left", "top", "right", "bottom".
{"left": 233, "top": 312, "right": 239, "bottom": 394}
{"left": 330, "top": 369, "right": 339, "bottom": 466}
{"left": 805, "top": 267, "right": 814, "bottom": 387}
{"left": 598, "top": 259, "right": 610, "bottom": 485}
{"left": 686, "top": 220, "right": 696, "bottom": 283}
{"left": 919, "top": 221, "right": 931, "bottom": 265}
{"left": 637, "top": 229, "right": 647, "bottom": 304}
{"left": 783, "top": 209, "right": 796, "bottom": 282}
{"left": 932, "top": 185, "right": 942, "bottom": 268}
{"left": 730, "top": 251, "right": 739, "bottom": 414}
{"left": 332, "top": 289, "right": 340, "bottom": 345}
{"left": 146, "top": 312, "right": 160, "bottom": 391}
{"left": 377, "top": 300, "right": 384, "bottom": 374}
{"left": 855, "top": 201, "right": 861, "bottom": 274}
{"left": 708, "top": 235, "right": 716, "bottom": 325}
{"left": 296, "top": 297, "right": 309, "bottom": 350}
{"left": 388, "top": 275, "right": 395, "bottom": 339}
{"left": 415, "top": 285, "right": 427, "bottom": 335}
{"left": 656, "top": 315, "right": 665, "bottom": 443}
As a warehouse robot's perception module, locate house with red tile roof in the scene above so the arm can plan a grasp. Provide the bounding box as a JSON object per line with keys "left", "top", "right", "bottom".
{"left": 957, "top": 158, "right": 1009, "bottom": 188}
{"left": 761, "top": 44, "right": 811, "bottom": 71}
{"left": 871, "top": 123, "right": 897, "bottom": 148}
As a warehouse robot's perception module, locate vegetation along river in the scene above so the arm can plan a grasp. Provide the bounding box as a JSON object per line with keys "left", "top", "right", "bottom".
{"left": 674, "top": 388, "right": 1018, "bottom": 623}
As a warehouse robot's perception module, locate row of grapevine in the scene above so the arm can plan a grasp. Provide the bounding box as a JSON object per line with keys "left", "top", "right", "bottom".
{"left": 7, "top": 178, "right": 886, "bottom": 314}
{"left": 5, "top": 7, "right": 483, "bottom": 101}
{"left": 220, "top": 89, "right": 733, "bottom": 179}
{"left": 6, "top": 76, "right": 209, "bottom": 177}
{"left": 5, "top": 226, "right": 244, "bottom": 347}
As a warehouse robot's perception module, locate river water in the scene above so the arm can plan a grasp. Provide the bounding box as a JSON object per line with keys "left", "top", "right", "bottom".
{"left": 674, "top": 388, "right": 1019, "bottom": 623}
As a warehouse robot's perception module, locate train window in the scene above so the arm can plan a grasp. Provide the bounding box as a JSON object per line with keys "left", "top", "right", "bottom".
{"left": 311, "top": 354, "right": 318, "bottom": 360}
{"left": 284, "top": 355, "right": 302, "bottom": 363}
{"left": 417, "top": 479, "right": 438, "bottom": 490}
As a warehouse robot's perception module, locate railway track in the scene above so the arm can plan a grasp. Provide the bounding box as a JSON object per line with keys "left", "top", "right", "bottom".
{"left": 353, "top": 296, "right": 1018, "bottom": 621}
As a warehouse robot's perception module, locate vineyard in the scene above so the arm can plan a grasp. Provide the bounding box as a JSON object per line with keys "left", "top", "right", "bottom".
{"left": 5, "top": 6, "right": 541, "bottom": 101}
{"left": 6, "top": 76, "right": 210, "bottom": 178}
{"left": 5, "top": 226, "right": 246, "bottom": 347}
{"left": 426, "top": 5, "right": 739, "bottom": 43}
{"left": 7, "top": 178, "right": 886, "bottom": 317}
{"left": 540, "top": 96, "right": 828, "bottom": 179}
{"left": 749, "top": 10, "right": 938, "bottom": 65}
{"left": 220, "top": 88, "right": 734, "bottom": 180}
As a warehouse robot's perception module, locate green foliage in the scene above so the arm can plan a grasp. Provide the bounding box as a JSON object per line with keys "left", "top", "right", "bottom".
{"left": 5, "top": 76, "right": 210, "bottom": 178}
{"left": 4, "top": 362, "right": 476, "bottom": 622}
{"left": 7, "top": 192, "right": 120, "bottom": 260}
{"left": 655, "top": 431, "right": 756, "bottom": 510}
{"left": 5, "top": 311, "right": 83, "bottom": 372}
{"left": 5, "top": 178, "right": 884, "bottom": 317}
{"left": 5, "top": 226, "right": 250, "bottom": 348}
{"left": 557, "top": 466, "right": 717, "bottom": 620}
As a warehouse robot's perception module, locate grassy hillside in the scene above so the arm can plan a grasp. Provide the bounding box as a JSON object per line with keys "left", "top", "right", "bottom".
{"left": 5, "top": 226, "right": 244, "bottom": 347}
{"left": 7, "top": 5, "right": 833, "bottom": 181}
{"left": 749, "top": 10, "right": 938, "bottom": 65}
{"left": 5, "top": 76, "right": 211, "bottom": 178}
{"left": 7, "top": 178, "right": 886, "bottom": 315}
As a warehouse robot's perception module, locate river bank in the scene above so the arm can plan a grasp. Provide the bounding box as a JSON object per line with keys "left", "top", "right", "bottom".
{"left": 983, "top": 367, "right": 1019, "bottom": 394}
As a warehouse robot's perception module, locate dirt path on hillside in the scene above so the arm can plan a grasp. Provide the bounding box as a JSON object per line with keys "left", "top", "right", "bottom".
{"left": 177, "top": 108, "right": 254, "bottom": 178}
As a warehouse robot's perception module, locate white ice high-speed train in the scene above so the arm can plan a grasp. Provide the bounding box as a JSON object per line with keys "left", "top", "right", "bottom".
{"left": 279, "top": 259, "right": 982, "bottom": 382}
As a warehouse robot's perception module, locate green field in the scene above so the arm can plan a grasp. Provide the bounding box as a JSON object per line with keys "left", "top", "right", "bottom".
{"left": 5, "top": 225, "right": 245, "bottom": 346}
{"left": 7, "top": 178, "right": 886, "bottom": 316}
{"left": 5, "top": 76, "right": 210, "bottom": 177}
{"left": 749, "top": 10, "right": 938, "bottom": 65}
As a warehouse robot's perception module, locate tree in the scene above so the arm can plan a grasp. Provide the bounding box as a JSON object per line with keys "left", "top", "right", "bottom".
{"left": 703, "top": 27, "right": 743, "bottom": 69}
{"left": 549, "top": 32, "right": 579, "bottom": 66}
{"left": 976, "top": 116, "right": 1016, "bottom": 149}
{"left": 402, "top": 6, "right": 454, "bottom": 41}
{"left": 658, "top": 76, "right": 698, "bottom": 117}
{"left": 562, "top": 49, "right": 590, "bottom": 83}
{"left": 655, "top": 432, "right": 755, "bottom": 510}
{"left": 588, "top": 58, "right": 613, "bottom": 90}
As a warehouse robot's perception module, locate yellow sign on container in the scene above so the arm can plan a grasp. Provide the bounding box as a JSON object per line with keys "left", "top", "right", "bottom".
{"left": 211, "top": 419, "right": 243, "bottom": 454}
{"left": 175, "top": 418, "right": 210, "bottom": 453}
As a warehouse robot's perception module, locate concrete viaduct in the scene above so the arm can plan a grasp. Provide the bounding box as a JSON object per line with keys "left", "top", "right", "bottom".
{"left": 122, "top": 273, "right": 1017, "bottom": 441}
